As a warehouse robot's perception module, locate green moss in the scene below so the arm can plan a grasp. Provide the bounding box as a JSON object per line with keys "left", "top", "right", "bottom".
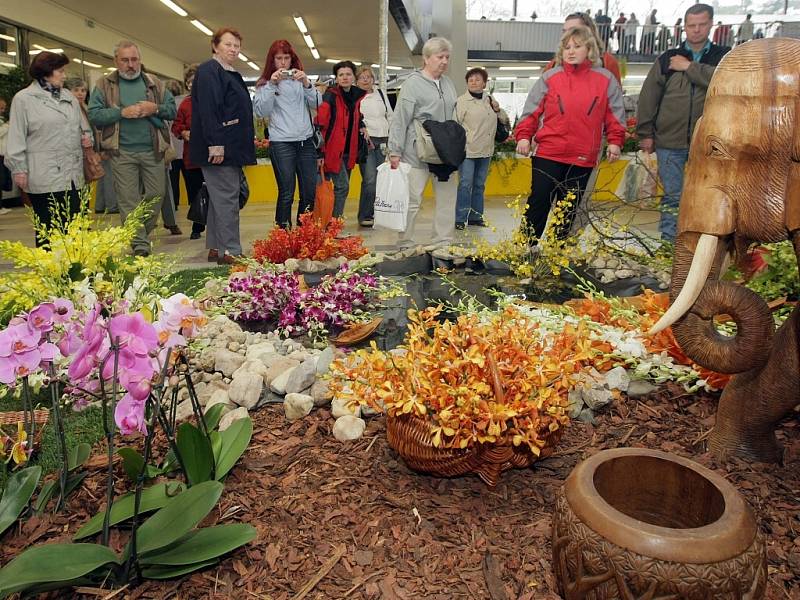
{"left": 165, "top": 266, "right": 228, "bottom": 298}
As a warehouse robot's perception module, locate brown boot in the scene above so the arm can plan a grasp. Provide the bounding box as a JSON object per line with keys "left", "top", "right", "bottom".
{"left": 165, "top": 225, "right": 183, "bottom": 235}
{"left": 207, "top": 249, "right": 219, "bottom": 262}
{"left": 217, "top": 252, "right": 244, "bottom": 266}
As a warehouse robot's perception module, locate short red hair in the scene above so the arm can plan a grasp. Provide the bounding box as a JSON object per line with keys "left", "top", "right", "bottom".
{"left": 211, "top": 27, "right": 242, "bottom": 48}
{"left": 257, "top": 39, "right": 304, "bottom": 87}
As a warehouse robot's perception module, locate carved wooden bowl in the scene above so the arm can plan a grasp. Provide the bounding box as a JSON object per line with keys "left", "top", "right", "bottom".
{"left": 552, "top": 448, "right": 766, "bottom": 599}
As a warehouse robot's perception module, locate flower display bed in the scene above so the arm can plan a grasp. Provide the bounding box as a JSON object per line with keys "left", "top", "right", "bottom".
{"left": 0, "top": 385, "right": 796, "bottom": 598}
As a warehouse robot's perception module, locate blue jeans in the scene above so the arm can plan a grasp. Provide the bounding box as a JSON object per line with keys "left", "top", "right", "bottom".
{"left": 358, "top": 137, "right": 387, "bottom": 223}
{"left": 456, "top": 157, "right": 491, "bottom": 224}
{"left": 655, "top": 147, "right": 689, "bottom": 242}
{"left": 326, "top": 155, "right": 351, "bottom": 218}
{"left": 270, "top": 139, "right": 318, "bottom": 228}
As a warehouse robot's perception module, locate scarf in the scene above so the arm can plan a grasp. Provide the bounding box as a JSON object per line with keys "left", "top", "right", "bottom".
{"left": 38, "top": 79, "right": 61, "bottom": 100}
{"left": 469, "top": 90, "right": 484, "bottom": 100}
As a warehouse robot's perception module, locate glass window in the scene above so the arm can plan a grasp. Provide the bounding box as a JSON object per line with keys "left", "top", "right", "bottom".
{"left": 0, "top": 21, "right": 18, "bottom": 73}
{"left": 28, "top": 32, "right": 86, "bottom": 80}
{"left": 512, "top": 79, "right": 534, "bottom": 94}
{"left": 491, "top": 79, "right": 513, "bottom": 93}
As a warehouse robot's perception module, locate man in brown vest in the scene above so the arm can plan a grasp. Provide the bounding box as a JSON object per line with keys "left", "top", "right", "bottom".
{"left": 88, "top": 40, "right": 176, "bottom": 256}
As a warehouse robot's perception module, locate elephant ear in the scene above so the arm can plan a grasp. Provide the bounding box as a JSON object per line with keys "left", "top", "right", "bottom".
{"left": 787, "top": 100, "right": 800, "bottom": 231}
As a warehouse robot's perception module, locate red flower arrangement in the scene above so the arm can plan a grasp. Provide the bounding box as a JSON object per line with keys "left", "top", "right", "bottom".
{"left": 252, "top": 213, "right": 369, "bottom": 264}
{"left": 622, "top": 117, "right": 638, "bottom": 153}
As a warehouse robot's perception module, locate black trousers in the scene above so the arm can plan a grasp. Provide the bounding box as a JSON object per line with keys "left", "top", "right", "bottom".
{"left": 526, "top": 157, "right": 593, "bottom": 242}
{"left": 27, "top": 184, "right": 80, "bottom": 248}
{"left": 184, "top": 167, "right": 206, "bottom": 235}
{"left": 169, "top": 159, "right": 184, "bottom": 208}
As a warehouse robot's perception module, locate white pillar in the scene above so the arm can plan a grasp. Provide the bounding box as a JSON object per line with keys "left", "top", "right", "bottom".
{"left": 379, "top": 0, "right": 389, "bottom": 90}
{"left": 431, "top": 0, "right": 467, "bottom": 94}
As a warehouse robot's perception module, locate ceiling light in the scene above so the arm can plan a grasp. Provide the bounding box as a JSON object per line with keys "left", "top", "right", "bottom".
{"left": 32, "top": 47, "right": 63, "bottom": 53}
{"left": 499, "top": 66, "right": 539, "bottom": 70}
{"left": 6, "top": 51, "right": 15, "bottom": 56}
{"left": 159, "top": 0, "right": 188, "bottom": 17}
{"left": 28, "top": 50, "right": 41, "bottom": 55}
{"left": 303, "top": 34, "right": 315, "bottom": 50}
{"left": 73, "top": 58, "right": 102, "bottom": 68}
{"left": 496, "top": 76, "right": 516, "bottom": 81}
{"left": 190, "top": 19, "right": 213, "bottom": 36}
{"left": 353, "top": 61, "right": 361, "bottom": 66}
{"left": 0, "top": 62, "right": 16, "bottom": 68}
{"left": 310, "top": 48, "right": 320, "bottom": 60}
{"left": 238, "top": 53, "right": 249, "bottom": 62}
{"left": 371, "top": 63, "right": 380, "bottom": 68}
{"left": 247, "top": 61, "right": 259, "bottom": 71}
{"left": 386, "top": 66, "right": 402, "bottom": 70}
{"left": 325, "top": 59, "right": 338, "bottom": 64}
{"left": 293, "top": 14, "right": 308, "bottom": 34}
{"left": 307, "top": 74, "right": 319, "bottom": 80}
{"left": 33, "top": 44, "right": 47, "bottom": 51}
{"left": 0, "top": 34, "right": 15, "bottom": 42}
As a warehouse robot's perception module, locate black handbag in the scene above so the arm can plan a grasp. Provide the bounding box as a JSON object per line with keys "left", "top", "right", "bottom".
{"left": 490, "top": 96, "right": 510, "bottom": 142}
{"left": 187, "top": 183, "right": 209, "bottom": 225}
{"left": 239, "top": 169, "right": 249, "bottom": 209}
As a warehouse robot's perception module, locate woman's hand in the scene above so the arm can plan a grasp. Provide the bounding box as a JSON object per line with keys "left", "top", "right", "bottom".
{"left": 293, "top": 70, "right": 310, "bottom": 87}
{"left": 270, "top": 70, "right": 283, "bottom": 85}
{"left": 13, "top": 172, "right": 28, "bottom": 191}
{"left": 81, "top": 134, "right": 92, "bottom": 148}
{"left": 181, "top": 130, "right": 191, "bottom": 141}
{"left": 389, "top": 154, "right": 401, "bottom": 169}
{"left": 516, "top": 139, "right": 531, "bottom": 156}
{"left": 606, "top": 143, "right": 621, "bottom": 162}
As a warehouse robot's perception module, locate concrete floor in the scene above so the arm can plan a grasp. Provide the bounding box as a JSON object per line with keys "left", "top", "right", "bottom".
{"left": 0, "top": 195, "right": 662, "bottom": 271}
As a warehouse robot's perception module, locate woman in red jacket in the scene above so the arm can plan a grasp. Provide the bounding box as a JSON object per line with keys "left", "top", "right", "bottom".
{"left": 171, "top": 68, "right": 206, "bottom": 242}
{"left": 316, "top": 60, "right": 366, "bottom": 218}
{"left": 515, "top": 27, "right": 625, "bottom": 243}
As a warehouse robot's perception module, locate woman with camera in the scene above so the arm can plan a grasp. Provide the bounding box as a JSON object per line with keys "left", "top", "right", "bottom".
{"left": 254, "top": 40, "right": 321, "bottom": 228}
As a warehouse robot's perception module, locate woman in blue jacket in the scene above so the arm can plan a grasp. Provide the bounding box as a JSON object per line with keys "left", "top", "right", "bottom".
{"left": 253, "top": 40, "right": 321, "bottom": 229}
{"left": 189, "top": 27, "right": 255, "bottom": 265}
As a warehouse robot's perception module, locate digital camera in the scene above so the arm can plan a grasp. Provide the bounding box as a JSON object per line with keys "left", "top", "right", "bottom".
{"left": 281, "top": 69, "right": 297, "bottom": 79}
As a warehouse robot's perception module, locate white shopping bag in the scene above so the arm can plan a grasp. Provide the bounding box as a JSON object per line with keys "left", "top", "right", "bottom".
{"left": 374, "top": 162, "right": 411, "bottom": 232}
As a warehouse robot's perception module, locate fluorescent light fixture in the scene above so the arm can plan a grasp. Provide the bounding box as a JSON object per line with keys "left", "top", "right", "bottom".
{"left": 624, "top": 75, "right": 647, "bottom": 79}
{"left": 325, "top": 59, "right": 338, "bottom": 64}
{"left": 0, "top": 34, "right": 15, "bottom": 42}
{"left": 73, "top": 58, "right": 102, "bottom": 68}
{"left": 499, "top": 65, "right": 539, "bottom": 70}
{"left": 529, "top": 76, "right": 539, "bottom": 79}
{"left": 159, "top": 0, "right": 188, "bottom": 17}
{"left": 247, "top": 61, "right": 259, "bottom": 70}
{"left": 293, "top": 14, "right": 308, "bottom": 34}
{"left": 238, "top": 53, "right": 249, "bottom": 62}
{"left": 496, "top": 76, "right": 516, "bottom": 80}
{"left": 307, "top": 74, "right": 319, "bottom": 80}
{"left": 303, "top": 34, "right": 315, "bottom": 50}
{"left": 310, "top": 48, "right": 320, "bottom": 60}
{"left": 28, "top": 50, "right": 41, "bottom": 55}
{"left": 386, "top": 65, "right": 402, "bottom": 70}
{"left": 371, "top": 63, "right": 380, "bottom": 68}
{"left": 7, "top": 51, "right": 15, "bottom": 56}
{"left": 190, "top": 19, "right": 213, "bottom": 36}
{"left": 353, "top": 61, "right": 361, "bottom": 66}
{"left": 33, "top": 44, "right": 48, "bottom": 51}
{"left": 0, "top": 62, "right": 15, "bottom": 68}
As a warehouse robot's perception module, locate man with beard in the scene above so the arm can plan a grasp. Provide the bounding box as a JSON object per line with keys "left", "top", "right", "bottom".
{"left": 88, "top": 40, "right": 176, "bottom": 256}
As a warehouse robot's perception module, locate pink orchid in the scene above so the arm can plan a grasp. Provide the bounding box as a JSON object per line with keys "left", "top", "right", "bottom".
{"left": 0, "top": 322, "right": 41, "bottom": 358}
{"left": 118, "top": 359, "right": 156, "bottom": 400}
{"left": 114, "top": 393, "right": 148, "bottom": 435}
{"left": 109, "top": 313, "right": 158, "bottom": 357}
{"left": 27, "top": 303, "right": 55, "bottom": 333}
{"left": 52, "top": 299, "right": 74, "bottom": 324}
{"left": 0, "top": 348, "right": 42, "bottom": 384}
{"left": 159, "top": 294, "right": 206, "bottom": 338}
{"left": 67, "top": 306, "right": 109, "bottom": 380}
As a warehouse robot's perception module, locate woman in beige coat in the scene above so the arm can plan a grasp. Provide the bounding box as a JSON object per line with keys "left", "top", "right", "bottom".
{"left": 4, "top": 52, "right": 90, "bottom": 246}
{"left": 454, "top": 67, "right": 499, "bottom": 229}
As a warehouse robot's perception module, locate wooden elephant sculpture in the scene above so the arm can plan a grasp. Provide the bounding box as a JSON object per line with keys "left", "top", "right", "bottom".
{"left": 650, "top": 38, "right": 800, "bottom": 463}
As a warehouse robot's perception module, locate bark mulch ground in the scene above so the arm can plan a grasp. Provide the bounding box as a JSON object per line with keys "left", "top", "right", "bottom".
{"left": 2, "top": 384, "right": 798, "bottom": 599}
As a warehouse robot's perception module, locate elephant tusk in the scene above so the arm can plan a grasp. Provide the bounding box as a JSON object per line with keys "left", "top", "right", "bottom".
{"left": 649, "top": 234, "right": 719, "bottom": 335}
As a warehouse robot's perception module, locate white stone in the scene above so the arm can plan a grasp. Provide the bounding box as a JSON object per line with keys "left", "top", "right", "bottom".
{"left": 285, "top": 360, "right": 317, "bottom": 395}
{"left": 270, "top": 367, "right": 295, "bottom": 395}
{"left": 284, "top": 393, "right": 314, "bottom": 421}
{"left": 214, "top": 349, "right": 246, "bottom": 378}
{"left": 288, "top": 350, "right": 312, "bottom": 362}
{"left": 232, "top": 360, "right": 269, "bottom": 384}
{"left": 604, "top": 366, "right": 631, "bottom": 392}
{"left": 567, "top": 389, "right": 585, "bottom": 419}
{"left": 219, "top": 407, "right": 249, "bottom": 431}
{"left": 228, "top": 341, "right": 240, "bottom": 352}
{"left": 262, "top": 356, "right": 300, "bottom": 376}
{"left": 331, "top": 395, "right": 361, "bottom": 418}
{"left": 228, "top": 372, "right": 264, "bottom": 410}
{"left": 198, "top": 347, "right": 216, "bottom": 371}
{"left": 201, "top": 314, "right": 246, "bottom": 344}
{"left": 627, "top": 379, "right": 658, "bottom": 398}
{"left": 284, "top": 258, "right": 300, "bottom": 272}
{"left": 316, "top": 346, "right": 335, "bottom": 375}
{"left": 582, "top": 386, "right": 613, "bottom": 411}
{"left": 175, "top": 399, "right": 194, "bottom": 422}
{"left": 333, "top": 415, "right": 366, "bottom": 441}
{"left": 205, "top": 389, "right": 235, "bottom": 413}
{"left": 310, "top": 379, "right": 334, "bottom": 407}
{"left": 615, "top": 269, "right": 635, "bottom": 279}
{"left": 246, "top": 341, "right": 277, "bottom": 363}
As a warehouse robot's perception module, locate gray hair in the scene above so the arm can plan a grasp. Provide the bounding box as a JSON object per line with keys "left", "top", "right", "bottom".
{"left": 113, "top": 40, "right": 140, "bottom": 58}
{"left": 64, "top": 77, "right": 88, "bottom": 91}
{"left": 422, "top": 37, "right": 452, "bottom": 58}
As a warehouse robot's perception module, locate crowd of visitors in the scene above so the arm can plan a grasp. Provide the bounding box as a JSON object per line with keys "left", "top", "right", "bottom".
{"left": 0, "top": 2, "right": 741, "bottom": 254}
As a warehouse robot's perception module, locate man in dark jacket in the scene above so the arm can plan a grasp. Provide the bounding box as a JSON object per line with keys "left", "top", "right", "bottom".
{"left": 317, "top": 61, "right": 366, "bottom": 218}
{"left": 636, "top": 3, "right": 729, "bottom": 242}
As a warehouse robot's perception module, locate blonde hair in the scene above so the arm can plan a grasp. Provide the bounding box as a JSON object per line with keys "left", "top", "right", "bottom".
{"left": 422, "top": 37, "right": 452, "bottom": 58}
{"left": 555, "top": 27, "right": 600, "bottom": 66}
{"left": 356, "top": 66, "right": 375, "bottom": 80}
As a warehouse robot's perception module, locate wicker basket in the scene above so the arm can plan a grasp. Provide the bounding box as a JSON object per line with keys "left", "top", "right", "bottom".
{"left": 0, "top": 409, "right": 49, "bottom": 451}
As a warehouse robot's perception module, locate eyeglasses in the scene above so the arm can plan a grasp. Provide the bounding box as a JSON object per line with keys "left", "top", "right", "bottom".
{"left": 357, "top": 75, "right": 373, "bottom": 81}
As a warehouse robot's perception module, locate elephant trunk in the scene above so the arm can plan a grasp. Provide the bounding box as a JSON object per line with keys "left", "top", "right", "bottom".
{"left": 662, "top": 232, "right": 775, "bottom": 374}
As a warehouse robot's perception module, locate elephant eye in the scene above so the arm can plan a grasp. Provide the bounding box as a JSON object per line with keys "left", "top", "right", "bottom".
{"left": 707, "top": 138, "right": 732, "bottom": 159}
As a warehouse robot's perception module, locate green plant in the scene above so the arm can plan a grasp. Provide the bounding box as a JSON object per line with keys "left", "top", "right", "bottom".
{"left": 0, "top": 466, "right": 40, "bottom": 537}
{"left": 0, "top": 481, "right": 256, "bottom": 597}
{"left": 0, "top": 67, "right": 28, "bottom": 116}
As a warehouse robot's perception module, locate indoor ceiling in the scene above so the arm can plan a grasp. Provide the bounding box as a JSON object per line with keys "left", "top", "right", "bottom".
{"left": 50, "top": 0, "right": 417, "bottom": 76}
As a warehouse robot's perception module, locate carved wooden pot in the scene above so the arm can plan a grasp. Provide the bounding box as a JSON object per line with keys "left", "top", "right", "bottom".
{"left": 552, "top": 448, "right": 766, "bottom": 599}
